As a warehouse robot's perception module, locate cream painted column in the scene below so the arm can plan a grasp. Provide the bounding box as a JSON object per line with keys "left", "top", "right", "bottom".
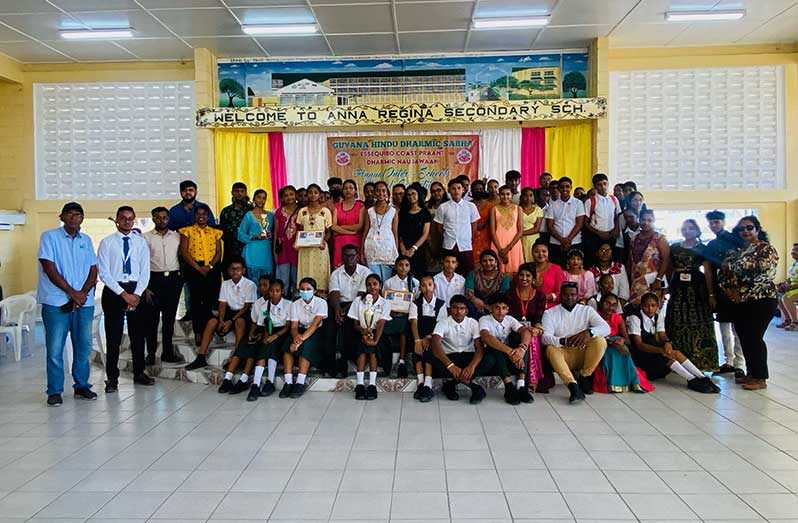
{"left": 194, "top": 48, "right": 218, "bottom": 213}
{"left": 589, "top": 37, "right": 610, "bottom": 175}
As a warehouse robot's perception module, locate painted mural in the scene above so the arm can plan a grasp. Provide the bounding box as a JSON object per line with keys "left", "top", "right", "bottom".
{"left": 217, "top": 52, "right": 589, "bottom": 108}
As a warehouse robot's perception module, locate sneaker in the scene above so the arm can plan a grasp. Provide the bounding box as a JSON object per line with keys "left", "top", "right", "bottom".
{"left": 161, "top": 353, "right": 185, "bottom": 364}
{"left": 47, "top": 394, "right": 63, "bottom": 407}
{"left": 290, "top": 383, "right": 306, "bottom": 398}
{"left": 246, "top": 384, "right": 260, "bottom": 401}
{"left": 145, "top": 354, "right": 156, "bottom": 366}
{"left": 468, "top": 384, "right": 486, "bottom": 405}
{"left": 397, "top": 362, "right": 408, "bottom": 379}
{"left": 442, "top": 380, "right": 459, "bottom": 401}
{"left": 230, "top": 380, "right": 250, "bottom": 394}
{"left": 74, "top": 388, "right": 97, "bottom": 400}
{"left": 218, "top": 378, "right": 233, "bottom": 393}
{"left": 185, "top": 356, "right": 208, "bottom": 371}
{"left": 366, "top": 384, "right": 378, "bottom": 400}
{"left": 279, "top": 382, "right": 293, "bottom": 398}
{"left": 355, "top": 384, "right": 366, "bottom": 400}
{"left": 517, "top": 386, "right": 534, "bottom": 404}
{"left": 104, "top": 381, "right": 118, "bottom": 393}
{"left": 504, "top": 384, "right": 520, "bottom": 405}
{"left": 259, "top": 380, "right": 276, "bottom": 397}
{"left": 568, "top": 382, "right": 585, "bottom": 403}
{"left": 687, "top": 377, "right": 714, "bottom": 394}
{"left": 419, "top": 385, "right": 435, "bottom": 403}
{"left": 413, "top": 384, "right": 424, "bottom": 400}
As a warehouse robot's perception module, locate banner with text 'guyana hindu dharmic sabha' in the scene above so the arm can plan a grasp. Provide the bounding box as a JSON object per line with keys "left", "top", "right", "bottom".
{"left": 327, "top": 135, "right": 479, "bottom": 190}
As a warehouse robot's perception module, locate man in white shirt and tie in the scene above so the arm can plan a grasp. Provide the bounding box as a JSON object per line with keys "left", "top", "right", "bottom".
{"left": 541, "top": 282, "right": 609, "bottom": 403}
{"left": 97, "top": 206, "right": 153, "bottom": 392}
{"left": 142, "top": 206, "right": 184, "bottom": 365}
{"left": 433, "top": 178, "right": 480, "bottom": 275}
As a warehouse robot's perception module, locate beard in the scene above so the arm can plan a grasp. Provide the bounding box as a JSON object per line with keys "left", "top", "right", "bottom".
{"left": 182, "top": 196, "right": 196, "bottom": 205}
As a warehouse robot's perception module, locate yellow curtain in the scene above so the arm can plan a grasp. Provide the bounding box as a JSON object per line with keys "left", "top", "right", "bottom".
{"left": 214, "top": 131, "right": 274, "bottom": 210}
{"left": 544, "top": 123, "right": 592, "bottom": 190}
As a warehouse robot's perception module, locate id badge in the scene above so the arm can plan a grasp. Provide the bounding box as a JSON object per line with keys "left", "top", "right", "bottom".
{"left": 373, "top": 234, "right": 383, "bottom": 241}
{"left": 680, "top": 273, "right": 692, "bottom": 282}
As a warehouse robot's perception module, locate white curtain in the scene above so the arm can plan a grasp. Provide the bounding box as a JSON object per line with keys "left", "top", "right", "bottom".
{"left": 282, "top": 128, "right": 521, "bottom": 188}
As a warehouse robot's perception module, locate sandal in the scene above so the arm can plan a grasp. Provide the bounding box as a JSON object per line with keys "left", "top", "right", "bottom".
{"left": 787, "top": 324, "right": 798, "bottom": 331}
{"left": 777, "top": 320, "right": 792, "bottom": 328}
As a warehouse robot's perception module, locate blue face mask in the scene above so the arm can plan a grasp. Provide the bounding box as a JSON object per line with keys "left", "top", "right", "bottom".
{"left": 299, "top": 290, "right": 314, "bottom": 301}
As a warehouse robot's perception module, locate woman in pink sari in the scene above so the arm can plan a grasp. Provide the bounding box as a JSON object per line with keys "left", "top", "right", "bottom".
{"left": 331, "top": 179, "right": 365, "bottom": 268}
{"left": 507, "top": 263, "right": 546, "bottom": 392}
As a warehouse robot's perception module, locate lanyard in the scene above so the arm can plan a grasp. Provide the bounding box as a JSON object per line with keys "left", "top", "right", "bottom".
{"left": 516, "top": 288, "right": 535, "bottom": 322}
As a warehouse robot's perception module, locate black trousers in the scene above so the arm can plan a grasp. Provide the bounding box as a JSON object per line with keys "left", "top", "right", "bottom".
{"left": 183, "top": 263, "right": 222, "bottom": 336}
{"left": 430, "top": 350, "right": 509, "bottom": 380}
{"left": 443, "top": 246, "right": 474, "bottom": 276}
{"left": 142, "top": 271, "right": 182, "bottom": 358}
{"left": 325, "top": 304, "right": 355, "bottom": 374}
{"left": 731, "top": 298, "right": 776, "bottom": 380}
{"left": 102, "top": 283, "right": 146, "bottom": 382}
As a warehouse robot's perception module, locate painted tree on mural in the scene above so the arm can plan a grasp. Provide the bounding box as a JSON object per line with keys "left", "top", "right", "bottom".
{"left": 563, "top": 71, "right": 587, "bottom": 97}
{"left": 220, "top": 78, "right": 245, "bottom": 107}
{"left": 518, "top": 79, "right": 551, "bottom": 98}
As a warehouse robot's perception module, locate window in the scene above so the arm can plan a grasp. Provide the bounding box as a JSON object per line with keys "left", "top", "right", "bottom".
{"left": 652, "top": 208, "right": 756, "bottom": 242}
{"left": 34, "top": 81, "right": 196, "bottom": 200}
{"left": 610, "top": 66, "right": 784, "bottom": 191}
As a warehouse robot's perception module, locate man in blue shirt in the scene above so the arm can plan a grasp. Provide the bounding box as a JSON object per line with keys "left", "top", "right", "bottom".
{"left": 167, "top": 180, "right": 216, "bottom": 231}
{"left": 37, "top": 202, "right": 99, "bottom": 406}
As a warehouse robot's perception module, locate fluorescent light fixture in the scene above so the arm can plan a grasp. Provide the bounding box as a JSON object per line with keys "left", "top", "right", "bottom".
{"left": 665, "top": 9, "right": 745, "bottom": 21}
{"left": 60, "top": 28, "right": 134, "bottom": 39}
{"left": 472, "top": 16, "right": 550, "bottom": 29}
{"left": 241, "top": 24, "right": 318, "bottom": 35}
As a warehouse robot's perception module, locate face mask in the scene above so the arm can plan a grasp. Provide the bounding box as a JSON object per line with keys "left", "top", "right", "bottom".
{"left": 299, "top": 290, "right": 314, "bottom": 301}
{"left": 329, "top": 188, "right": 342, "bottom": 199}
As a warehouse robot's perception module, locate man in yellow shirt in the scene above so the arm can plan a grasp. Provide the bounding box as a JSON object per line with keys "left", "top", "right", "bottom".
{"left": 179, "top": 204, "right": 223, "bottom": 344}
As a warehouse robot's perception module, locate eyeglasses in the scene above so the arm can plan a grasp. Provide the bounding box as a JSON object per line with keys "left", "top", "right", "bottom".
{"left": 738, "top": 225, "right": 756, "bottom": 232}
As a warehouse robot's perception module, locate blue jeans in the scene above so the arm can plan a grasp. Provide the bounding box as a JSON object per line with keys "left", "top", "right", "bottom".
{"left": 41, "top": 304, "right": 94, "bottom": 395}
{"left": 368, "top": 264, "right": 393, "bottom": 283}
{"left": 275, "top": 263, "right": 297, "bottom": 297}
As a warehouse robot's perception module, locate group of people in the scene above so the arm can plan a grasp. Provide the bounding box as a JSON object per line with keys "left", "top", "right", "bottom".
{"left": 37, "top": 172, "right": 780, "bottom": 407}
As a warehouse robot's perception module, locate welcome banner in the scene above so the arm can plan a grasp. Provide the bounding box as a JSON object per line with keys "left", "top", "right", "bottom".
{"left": 327, "top": 135, "right": 479, "bottom": 189}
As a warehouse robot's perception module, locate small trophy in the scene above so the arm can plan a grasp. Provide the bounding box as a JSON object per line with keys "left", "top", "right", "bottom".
{"left": 258, "top": 215, "right": 269, "bottom": 239}
{"left": 363, "top": 295, "right": 376, "bottom": 340}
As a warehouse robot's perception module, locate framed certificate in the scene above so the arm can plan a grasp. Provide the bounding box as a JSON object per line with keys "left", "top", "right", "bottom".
{"left": 294, "top": 230, "right": 325, "bottom": 248}
{"left": 384, "top": 289, "right": 413, "bottom": 314}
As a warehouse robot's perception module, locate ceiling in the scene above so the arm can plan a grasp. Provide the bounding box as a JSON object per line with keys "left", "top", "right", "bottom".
{"left": 0, "top": 0, "right": 795, "bottom": 63}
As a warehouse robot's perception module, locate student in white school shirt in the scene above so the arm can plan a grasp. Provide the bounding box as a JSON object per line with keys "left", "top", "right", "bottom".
{"left": 544, "top": 176, "right": 586, "bottom": 267}
{"left": 408, "top": 275, "right": 448, "bottom": 403}
{"left": 430, "top": 294, "right": 507, "bottom": 405}
{"left": 582, "top": 173, "right": 622, "bottom": 268}
{"left": 185, "top": 257, "right": 258, "bottom": 371}
{"left": 433, "top": 178, "right": 480, "bottom": 275}
{"left": 433, "top": 253, "right": 466, "bottom": 306}
{"left": 382, "top": 255, "right": 420, "bottom": 378}
{"left": 348, "top": 274, "right": 392, "bottom": 400}
{"left": 282, "top": 277, "right": 328, "bottom": 399}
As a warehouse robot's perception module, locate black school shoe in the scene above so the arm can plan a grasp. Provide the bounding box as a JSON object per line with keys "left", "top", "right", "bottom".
{"left": 230, "top": 379, "right": 250, "bottom": 394}
{"left": 279, "top": 382, "right": 293, "bottom": 398}
{"left": 687, "top": 377, "right": 715, "bottom": 394}
{"left": 133, "top": 373, "right": 155, "bottom": 386}
{"left": 468, "top": 384, "right": 486, "bottom": 405}
{"left": 74, "top": 388, "right": 98, "bottom": 400}
{"left": 355, "top": 384, "right": 366, "bottom": 400}
{"left": 504, "top": 384, "right": 520, "bottom": 405}
{"left": 413, "top": 385, "right": 423, "bottom": 400}
{"left": 104, "top": 380, "right": 118, "bottom": 393}
{"left": 185, "top": 355, "right": 208, "bottom": 371}
{"left": 578, "top": 374, "right": 594, "bottom": 395}
{"left": 518, "top": 386, "right": 534, "bottom": 403}
{"left": 47, "top": 394, "right": 63, "bottom": 407}
{"left": 568, "top": 382, "right": 585, "bottom": 403}
{"left": 259, "top": 380, "right": 276, "bottom": 397}
{"left": 442, "top": 380, "right": 460, "bottom": 401}
{"left": 290, "top": 383, "right": 306, "bottom": 398}
{"left": 366, "top": 384, "right": 378, "bottom": 400}
{"left": 218, "top": 378, "right": 233, "bottom": 393}
{"left": 419, "top": 385, "right": 434, "bottom": 403}
{"left": 397, "top": 362, "right": 408, "bottom": 378}
{"left": 704, "top": 376, "right": 721, "bottom": 393}
{"left": 246, "top": 384, "right": 260, "bottom": 401}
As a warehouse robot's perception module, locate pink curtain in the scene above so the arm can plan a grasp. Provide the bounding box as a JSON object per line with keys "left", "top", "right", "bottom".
{"left": 520, "top": 127, "right": 545, "bottom": 189}
{"left": 268, "top": 132, "right": 287, "bottom": 194}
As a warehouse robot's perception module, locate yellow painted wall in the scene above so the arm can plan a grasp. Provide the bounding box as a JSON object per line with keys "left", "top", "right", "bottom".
{"left": 607, "top": 44, "right": 798, "bottom": 278}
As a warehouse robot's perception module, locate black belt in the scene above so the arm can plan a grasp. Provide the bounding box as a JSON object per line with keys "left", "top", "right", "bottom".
{"left": 152, "top": 270, "right": 179, "bottom": 277}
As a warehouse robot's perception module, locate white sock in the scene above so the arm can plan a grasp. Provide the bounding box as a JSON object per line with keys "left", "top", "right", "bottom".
{"left": 224, "top": 371, "right": 233, "bottom": 381}
{"left": 517, "top": 379, "right": 525, "bottom": 388}
{"left": 417, "top": 373, "right": 424, "bottom": 385}
{"left": 267, "top": 359, "right": 277, "bottom": 382}
{"left": 356, "top": 371, "right": 364, "bottom": 385}
{"left": 424, "top": 376, "right": 433, "bottom": 388}
{"left": 681, "top": 359, "right": 706, "bottom": 379}
{"left": 297, "top": 373, "right": 306, "bottom": 385}
{"left": 253, "top": 365, "right": 265, "bottom": 386}
{"left": 239, "top": 374, "right": 249, "bottom": 383}
{"left": 284, "top": 373, "right": 293, "bottom": 384}
{"left": 399, "top": 359, "right": 405, "bottom": 365}
{"left": 670, "top": 361, "right": 695, "bottom": 381}
{"left": 369, "top": 371, "right": 377, "bottom": 385}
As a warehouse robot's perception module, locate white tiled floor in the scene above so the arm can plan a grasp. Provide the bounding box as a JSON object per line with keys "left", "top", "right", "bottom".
{"left": 0, "top": 324, "right": 798, "bottom": 522}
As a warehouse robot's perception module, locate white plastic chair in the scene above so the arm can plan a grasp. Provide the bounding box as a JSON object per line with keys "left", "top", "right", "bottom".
{"left": 0, "top": 294, "right": 37, "bottom": 361}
